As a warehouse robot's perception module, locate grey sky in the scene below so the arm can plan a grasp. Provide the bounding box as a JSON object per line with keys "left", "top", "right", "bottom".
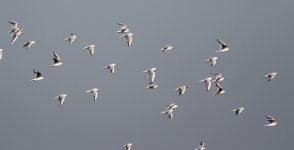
{"left": 0, "top": 0, "right": 293, "bottom": 150}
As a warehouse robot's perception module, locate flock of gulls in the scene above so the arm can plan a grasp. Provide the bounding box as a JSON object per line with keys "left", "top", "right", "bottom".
{"left": 3, "top": 20, "right": 280, "bottom": 150}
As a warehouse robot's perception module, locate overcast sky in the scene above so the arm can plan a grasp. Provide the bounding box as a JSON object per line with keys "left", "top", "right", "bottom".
{"left": 0, "top": 0, "right": 293, "bottom": 150}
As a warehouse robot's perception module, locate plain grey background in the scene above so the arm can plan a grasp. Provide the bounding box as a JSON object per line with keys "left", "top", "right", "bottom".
{"left": 0, "top": 0, "right": 293, "bottom": 150}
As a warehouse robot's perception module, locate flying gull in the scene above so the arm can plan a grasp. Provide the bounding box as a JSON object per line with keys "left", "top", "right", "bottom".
{"left": 199, "top": 77, "right": 213, "bottom": 91}
{"left": 23, "top": 40, "right": 36, "bottom": 50}
{"left": 265, "top": 115, "right": 277, "bottom": 127}
{"left": 232, "top": 106, "right": 245, "bottom": 116}
{"left": 104, "top": 63, "right": 116, "bottom": 74}
{"left": 161, "top": 103, "right": 178, "bottom": 120}
{"left": 216, "top": 39, "right": 230, "bottom": 52}
{"left": 212, "top": 73, "right": 224, "bottom": 82}
{"left": 206, "top": 57, "right": 218, "bottom": 66}
{"left": 117, "top": 23, "right": 130, "bottom": 33}
{"left": 31, "top": 69, "right": 44, "bottom": 81}
{"left": 82, "top": 45, "right": 95, "bottom": 55}
{"left": 264, "top": 72, "right": 277, "bottom": 82}
{"left": 8, "top": 20, "right": 20, "bottom": 33}
{"left": 64, "top": 33, "right": 78, "bottom": 43}
{"left": 120, "top": 32, "right": 134, "bottom": 47}
{"left": 85, "top": 88, "right": 99, "bottom": 101}
{"left": 56, "top": 94, "right": 67, "bottom": 108}
{"left": 51, "top": 52, "right": 63, "bottom": 67}
{"left": 165, "top": 103, "right": 178, "bottom": 110}
{"left": 0, "top": 49, "right": 3, "bottom": 60}
{"left": 144, "top": 67, "right": 157, "bottom": 84}
{"left": 10, "top": 28, "right": 23, "bottom": 45}
{"left": 214, "top": 82, "right": 225, "bottom": 95}
{"left": 176, "top": 85, "right": 188, "bottom": 95}
{"left": 124, "top": 143, "right": 133, "bottom": 150}
{"left": 160, "top": 45, "right": 174, "bottom": 53}
{"left": 195, "top": 141, "right": 205, "bottom": 150}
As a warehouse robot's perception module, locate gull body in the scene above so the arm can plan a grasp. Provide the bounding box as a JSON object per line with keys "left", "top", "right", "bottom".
{"left": 265, "top": 72, "right": 277, "bottom": 82}
{"left": 232, "top": 106, "right": 245, "bottom": 116}
{"left": 0, "top": 49, "right": 3, "bottom": 60}
{"left": 265, "top": 115, "right": 277, "bottom": 127}
{"left": 199, "top": 77, "right": 213, "bottom": 91}
{"left": 160, "top": 45, "right": 174, "bottom": 53}
{"left": 23, "top": 40, "right": 36, "bottom": 50}
{"left": 51, "top": 52, "right": 63, "bottom": 67}
{"left": 206, "top": 57, "right": 218, "bottom": 66}
{"left": 176, "top": 85, "right": 188, "bottom": 95}
{"left": 56, "top": 94, "right": 67, "bottom": 108}
{"left": 144, "top": 67, "right": 157, "bottom": 84}
{"left": 82, "top": 44, "right": 95, "bottom": 55}
{"left": 165, "top": 103, "right": 178, "bottom": 110}
{"left": 8, "top": 20, "right": 20, "bottom": 33}
{"left": 214, "top": 82, "right": 225, "bottom": 95}
{"left": 161, "top": 108, "right": 175, "bottom": 120}
{"left": 85, "top": 88, "right": 99, "bottom": 101}
{"left": 120, "top": 32, "right": 134, "bottom": 47}
{"left": 212, "top": 73, "right": 224, "bottom": 82}
{"left": 124, "top": 143, "right": 133, "bottom": 150}
{"left": 31, "top": 69, "right": 44, "bottom": 81}
{"left": 196, "top": 141, "right": 205, "bottom": 150}
{"left": 161, "top": 103, "right": 178, "bottom": 120}
{"left": 10, "top": 28, "right": 23, "bottom": 45}
{"left": 117, "top": 23, "right": 130, "bottom": 33}
{"left": 64, "top": 33, "right": 78, "bottom": 43}
{"left": 104, "top": 63, "right": 116, "bottom": 74}
{"left": 216, "top": 39, "right": 230, "bottom": 52}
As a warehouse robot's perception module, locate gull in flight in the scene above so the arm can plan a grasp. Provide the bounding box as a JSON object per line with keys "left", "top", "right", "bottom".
{"left": 199, "top": 77, "right": 213, "bottom": 91}
{"left": 165, "top": 103, "right": 178, "bottom": 110}
{"left": 23, "top": 40, "right": 36, "bottom": 50}
{"left": 214, "top": 82, "right": 225, "bottom": 95}
{"left": 144, "top": 67, "right": 157, "bottom": 84}
{"left": 10, "top": 28, "right": 23, "bottom": 45}
{"left": 64, "top": 33, "right": 78, "bottom": 43}
{"left": 195, "top": 141, "right": 205, "bottom": 150}
{"left": 145, "top": 83, "right": 159, "bottom": 89}
{"left": 176, "top": 85, "right": 188, "bottom": 95}
{"left": 264, "top": 72, "right": 277, "bottom": 82}
{"left": 0, "top": 49, "right": 3, "bottom": 60}
{"left": 216, "top": 39, "right": 230, "bottom": 52}
{"left": 31, "top": 69, "right": 44, "bottom": 81}
{"left": 117, "top": 23, "right": 130, "bottom": 33}
{"left": 120, "top": 32, "right": 134, "bottom": 47}
{"left": 161, "top": 107, "right": 175, "bottom": 120}
{"left": 51, "top": 52, "right": 63, "bottom": 67}
{"left": 161, "top": 103, "right": 178, "bottom": 120}
{"left": 160, "top": 45, "right": 174, "bottom": 53}
{"left": 8, "top": 20, "right": 21, "bottom": 33}
{"left": 82, "top": 45, "right": 95, "bottom": 55}
{"left": 265, "top": 115, "right": 277, "bottom": 127}
{"left": 56, "top": 94, "right": 67, "bottom": 108}
{"left": 85, "top": 88, "right": 99, "bottom": 101}
{"left": 212, "top": 73, "right": 224, "bottom": 82}
{"left": 104, "top": 63, "right": 116, "bottom": 74}
{"left": 206, "top": 57, "right": 218, "bottom": 66}
{"left": 124, "top": 143, "right": 133, "bottom": 150}
{"left": 232, "top": 106, "right": 245, "bottom": 116}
